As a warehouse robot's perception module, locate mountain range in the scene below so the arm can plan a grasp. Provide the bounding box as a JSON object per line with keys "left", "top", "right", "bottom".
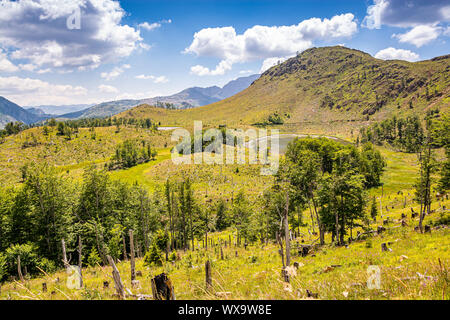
{"left": 0, "top": 97, "right": 45, "bottom": 129}
{"left": 117, "top": 46, "right": 450, "bottom": 128}
{"left": 25, "top": 104, "right": 94, "bottom": 116}
{"left": 0, "top": 74, "right": 259, "bottom": 128}
{"left": 59, "top": 74, "right": 259, "bottom": 119}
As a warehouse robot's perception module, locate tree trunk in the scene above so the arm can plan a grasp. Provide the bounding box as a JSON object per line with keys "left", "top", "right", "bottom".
{"left": 107, "top": 255, "right": 125, "bottom": 300}
{"left": 17, "top": 255, "right": 24, "bottom": 282}
{"left": 78, "top": 235, "right": 83, "bottom": 288}
{"left": 205, "top": 260, "right": 212, "bottom": 291}
{"left": 129, "top": 230, "right": 136, "bottom": 281}
{"left": 284, "top": 190, "right": 291, "bottom": 267}
{"left": 61, "top": 239, "right": 69, "bottom": 268}
{"left": 122, "top": 234, "right": 127, "bottom": 261}
{"left": 311, "top": 197, "right": 324, "bottom": 245}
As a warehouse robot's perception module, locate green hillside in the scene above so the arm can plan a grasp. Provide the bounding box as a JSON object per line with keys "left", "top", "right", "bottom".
{"left": 0, "top": 46, "right": 448, "bottom": 301}
{"left": 118, "top": 46, "right": 449, "bottom": 134}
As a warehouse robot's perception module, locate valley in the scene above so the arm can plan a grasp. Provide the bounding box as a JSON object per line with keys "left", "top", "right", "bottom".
{"left": 0, "top": 46, "right": 448, "bottom": 301}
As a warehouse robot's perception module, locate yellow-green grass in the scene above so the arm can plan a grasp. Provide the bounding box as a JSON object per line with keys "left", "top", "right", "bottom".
{"left": 0, "top": 125, "right": 172, "bottom": 184}
{"left": 1, "top": 210, "right": 448, "bottom": 300}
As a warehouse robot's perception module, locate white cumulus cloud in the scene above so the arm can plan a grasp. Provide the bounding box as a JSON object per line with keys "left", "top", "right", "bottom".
{"left": 135, "top": 74, "right": 169, "bottom": 83}
{"left": 393, "top": 25, "right": 442, "bottom": 47}
{"left": 98, "top": 84, "right": 119, "bottom": 93}
{"left": 139, "top": 19, "right": 172, "bottom": 31}
{"left": 101, "top": 64, "right": 131, "bottom": 81}
{"left": 184, "top": 13, "right": 358, "bottom": 76}
{"left": 374, "top": 47, "right": 420, "bottom": 62}
{"left": 0, "top": 76, "right": 88, "bottom": 105}
{"left": 0, "top": 0, "right": 144, "bottom": 71}
{"left": 0, "top": 49, "right": 19, "bottom": 72}
{"left": 259, "top": 56, "right": 292, "bottom": 73}
{"left": 363, "top": 0, "right": 450, "bottom": 29}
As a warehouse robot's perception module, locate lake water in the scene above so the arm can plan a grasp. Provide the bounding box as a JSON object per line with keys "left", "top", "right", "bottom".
{"left": 157, "top": 127, "right": 180, "bottom": 131}
{"left": 246, "top": 134, "right": 350, "bottom": 154}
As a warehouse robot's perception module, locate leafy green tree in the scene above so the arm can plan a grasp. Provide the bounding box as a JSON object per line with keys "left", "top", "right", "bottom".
{"left": 430, "top": 112, "right": 450, "bottom": 192}
{"left": 0, "top": 252, "right": 7, "bottom": 282}
{"left": 144, "top": 243, "right": 163, "bottom": 266}
{"left": 370, "top": 196, "right": 378, "bottom": 221}
{"left": 415, "top": 142, "right": 437, "bottom": 233}
{"left": 22, "top": 162, "right": 74, "bottom": 262}
{"left": 232, "top": 191, "right": 251, "bottom": 244}
{"left": 87, "top": 247, "right": 102, "bottom": 267}
{"left": 359, "top": 143, "right": 386, "bottom": 188}
{"left": 5, "top": 243, "right": 39, "bottom": 276}
{"left": 215, "top": 199, "right": 228, "bottom": 231}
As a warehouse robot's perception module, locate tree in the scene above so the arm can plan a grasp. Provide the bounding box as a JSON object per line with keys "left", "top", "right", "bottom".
{"left": 359, "top": 143, "right": 386, "bottom": 188}
{"left": 22, "top": 162, "right": 74, "bottom": 262}
{"left": 415, "top": 142, "right": 436, "bottom": 233}
{"left": 215, "top": 199, "right": 228, "bottom": 231}
{"left": 370, "top": 196, "right": 378, "bottom": 221}
{"left": 232, "top": 191, "right": 251, "bottom": 245}
{"left": 430, "top": 112, "right": 450, "bottom": 192}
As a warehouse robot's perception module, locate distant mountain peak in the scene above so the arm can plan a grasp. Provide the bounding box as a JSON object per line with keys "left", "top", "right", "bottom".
{"left": 0, "top": 96, "right": 46, "bottom": 129}
{"left": 59, "top": 74, "right": 260, "bottom": 120}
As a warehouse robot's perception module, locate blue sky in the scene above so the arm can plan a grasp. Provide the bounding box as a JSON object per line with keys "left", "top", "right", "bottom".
{"left": 0, "top": 0, "right": 448, "bottom": 106}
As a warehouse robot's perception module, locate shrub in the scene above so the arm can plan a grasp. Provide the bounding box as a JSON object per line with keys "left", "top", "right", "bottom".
{"left": 36, "top": 258, "right": 57, "bottom": 274}
{"left": 0, "top": 253, "right": 7, "bottom": 282}
{"left": 5, "top": 243, "right": 39, "bottom": 275}
{"left": 153, "top": 229, "right": 169, "bottom": 252}
{"left": 87, "top": 247, "right": 102, "bottom": 267}
{"left": 168, "top": 251, "right": 177, "bottom": 262}
{"left": 144, "top": 244, "right": 163, "bottom": 267}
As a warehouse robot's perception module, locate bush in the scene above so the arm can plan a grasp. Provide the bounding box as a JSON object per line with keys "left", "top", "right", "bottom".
{"left": 87, "top": 247, "right": 102, "bottom": 267}
{"left": 168, "top": 251, "right": 177, "bottom": 262}
{"left": 153, "top": 230, "right": 169, "bottom": 252}
{"left": 144, "top": 243, "right": 163, "bottom": 267}
{"left": 0, "top": 253, "right": 7, "bottom": 282}
{"left": 36, "top": 258, "right": 57, "bottom": 274}
{"left": 5, "top": 243, "right": 39, "bottom": 275}
{"left": 433, "top": 213, "right": 450, "bottom": 226}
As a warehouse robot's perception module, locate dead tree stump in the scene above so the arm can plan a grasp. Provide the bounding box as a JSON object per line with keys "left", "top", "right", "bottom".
{"left": 377, "top": 226, "right": 386, "bottom": 234}
{"left": 106, "top": 255, "right": 125, "bottom": 300}
{"left": 299, "top": 245, "right": 310, "bottom": 257}
{"left": 205, "top": 260, "right": 212, "bottom": 291}
{"left": 61, "top": 239, "right": 69, "bottom": 268}
{"left": 306, "top": 289, "right": 318, "bottom": 299}
{"left": 129, "top": 230, "right": 136, "bottom": 282}
{"left": 131, "top": 280, "right": 141, "bottom": 289}
{"left": 151, "top": 273, "right": 175, "bottom": 300}
{"left": 281, "top": 268, "right": 289, "bottom": 282}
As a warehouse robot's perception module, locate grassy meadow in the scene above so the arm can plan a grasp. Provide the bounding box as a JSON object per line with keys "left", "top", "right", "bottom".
{"left": 0, "top": 125, "right": 448, "bottom": 300}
